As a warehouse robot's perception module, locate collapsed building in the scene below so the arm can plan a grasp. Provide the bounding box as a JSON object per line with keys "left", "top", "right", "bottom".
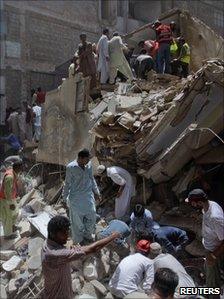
{"left": 0, "top": 9, "right": 224, "bottom": 299}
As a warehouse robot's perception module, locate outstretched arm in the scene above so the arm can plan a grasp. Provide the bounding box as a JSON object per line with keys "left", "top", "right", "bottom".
{"left": 82, "top": 232, "right": 120, "bottom": 254}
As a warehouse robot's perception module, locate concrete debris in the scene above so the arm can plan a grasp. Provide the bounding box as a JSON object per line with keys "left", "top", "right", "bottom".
{"left": 19, "top": 189, "right": 36, "bottom": 208}
{"left": 83, "top": 257, "right": 98, "bottom": 281}
{"left": 0, "top": 250, "right": 17, "bottom": 261}
{"left": 7, "top": 279, "right": 18, "bottom": 295}
{"left": 2, "top": 256, "right": 23, "bottom": 272}
{"left": 28, "top": 237, "right": 44, "bottom": 256}
{"left": 90, "top": 279, "right": 108, "bottom": 296}
{"left": 18, "top": 220, "right": 31, "bottom": 238}
{"left": 27, "top": 254, "right": 42, "bottom": 271}
{"left": 72, "top": 278, "right": 82, "bottom": 295}
{"left": 0, "top": 284, "right": 7, "bottom": 299}
{"left": 28, "top": 212, "right": 53, "bottom": 238}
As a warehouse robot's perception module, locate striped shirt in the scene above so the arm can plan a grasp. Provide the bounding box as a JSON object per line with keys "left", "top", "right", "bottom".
{"left": 41, "top": 239, "right": 85, "bottom": 299}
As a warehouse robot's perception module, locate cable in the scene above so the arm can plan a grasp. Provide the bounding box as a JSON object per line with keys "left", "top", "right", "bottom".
{"left": 198, "top": 127, "right": 224, "bottom": 144}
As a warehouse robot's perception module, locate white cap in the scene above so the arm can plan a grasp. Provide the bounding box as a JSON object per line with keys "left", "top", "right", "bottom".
{"left": 97, "top": 165, "right": 106, "bottom": 175}
{"left": 150, "top": 242, "right": 162, "bottom": 256}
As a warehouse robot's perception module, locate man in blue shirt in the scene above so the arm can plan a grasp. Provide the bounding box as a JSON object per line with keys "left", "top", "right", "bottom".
{"left": 63, "top": 149, "right": 101, "bottom": 245}
{"left": 96, "top": 219, "right": 130, "bottom": 258}
{"left": 130, "top": 204, "right": 188, "bottom": 254}
{"left": 130, "top": 204, "right": 160, "bottom": 240}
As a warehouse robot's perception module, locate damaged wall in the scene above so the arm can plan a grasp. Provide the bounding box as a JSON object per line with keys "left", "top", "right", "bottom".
{"left": 37, "top": 73, "right": 94, "bottom": 166}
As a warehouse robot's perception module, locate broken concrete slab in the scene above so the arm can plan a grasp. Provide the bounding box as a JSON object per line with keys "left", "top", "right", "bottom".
{"left": 27, "top": 197, "right": 45, "bottom": 213}
{"left": 18, "top": 220, "right": 31, "bottom": 238}
{"left": 0, "top": 250, "right": 17, "bottom": 261}
{"left": 28, "top": 237, "right": 44, "bottom": 256}
{"left": 19, "top": 189, "right": 36, "bottom": 208}
{"left": 28, "top": 212, "right": 53, "bottom": 238}
{"left": 72, "top": 278, "right": 82, "bottom": 295}
{"left": 90, "top": 279, "right": 108, "bottom": 296}
{"left": 2, "top": 256, "right": 23, "bottom": 272}
{"left": 83, "top": 258, "right": 98, "bottom": 281}
{"left": 0, "top": 284, "right": 7, "bottom": 299}
{"left": 7, "top": 278, "right": 18, "bottom": 295}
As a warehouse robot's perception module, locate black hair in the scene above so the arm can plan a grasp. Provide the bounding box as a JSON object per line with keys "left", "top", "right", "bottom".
{"left": 37, "top": 87, "right": 41, "bottom": 92}
{"left": 134, "top": 204, "right": 145, "bottom": 217}
{"left": 140, "top": 49, "right": 147, "bottom": 54}
{"left": 113, "top": 32, "right": 119, "bottom": 37}
{"left": 13, "top": 160, "right": 23, "bottom": 172}
{"left": 138, "top": 40, "right": 145, "bottom": 46}
{"left": 103, "top": 28, "right": 109, "bottom": 34}
{"left": 47, "top": 216, "right": 70, "bottom": 240}
{"left": 78, "top": 148, "right": 90, "bottom": 158}
{"left": 153, "top": 268, "right": 179, "bottom": 298}
{"left": 80, "top": 33, "right": 86, "bottom": 38}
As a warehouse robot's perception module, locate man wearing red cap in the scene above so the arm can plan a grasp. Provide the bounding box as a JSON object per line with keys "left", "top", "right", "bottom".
{"left": 109, "top": 239, "right": 154, "bottom": 298}
{"left": 186, "top": 189, "right": 224, "bottom": 298}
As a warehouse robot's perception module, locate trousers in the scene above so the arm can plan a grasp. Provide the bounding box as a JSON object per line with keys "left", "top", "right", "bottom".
{"left": 206, "top": 254, "right": 224, "bottom": 299}
{"left": 69, "top": 205, "right": 96, "bottom": 244}
{"left": 157, "top": 43, "right": 171, "bottom": 74}
{"left": 0, "top": 199, "right": 18, "bottom": 236}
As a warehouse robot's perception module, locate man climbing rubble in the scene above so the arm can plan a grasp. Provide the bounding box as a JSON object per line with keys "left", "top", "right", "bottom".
{"left": 63, "top": 149, "right": 101, "bottom": 245}
{"left": 149, "top": 242, "right": 195, "bottom": 298}
{"left": 41, "top": 215, "right": 120, "bottom": 299}
{"left": 97, "top": 164, "right": 135, "bottom": 220}
{"left": 0, "top": 157, "right": 23, "bottom": 239}
{"left": 109, "top": 239, "right": 154, "bottom": 298}
{"left": 185, "top": 189, "right": 224, "bottom": 298}
{"left": 108, "top": 32, "right": 134, "bottom": 84}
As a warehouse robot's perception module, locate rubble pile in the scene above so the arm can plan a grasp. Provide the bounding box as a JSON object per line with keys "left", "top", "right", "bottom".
{"left": 92, "top": 59, "right": 224, "bottom": 205}
{"left": 92, "top": 72, "right": 188, "bottom": 172}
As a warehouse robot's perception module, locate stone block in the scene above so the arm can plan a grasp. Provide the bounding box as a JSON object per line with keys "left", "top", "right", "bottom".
{"left": 7, "top": 278, "right": 17, "bottom": 295}
{"left": 90, "top": 279, "right": 107, "bottom": 296}
{"left": 0, "top": 250, "right": 17, "bottom": 261}
{"left": 72, "top": 278, "right": 82, "bottom": 294}
{"left": 2, "top": 256, "right": 23, "bottom": 272}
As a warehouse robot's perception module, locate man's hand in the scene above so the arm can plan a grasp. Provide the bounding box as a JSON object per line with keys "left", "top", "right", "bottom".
{"left": 206, "top": 252, "right": 216, "bottom": 266}
{"left": 111, "top": 231, "right": 121, "bottom": 239}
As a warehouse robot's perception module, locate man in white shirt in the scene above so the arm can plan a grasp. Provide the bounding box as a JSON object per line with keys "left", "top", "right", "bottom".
{"left": 32, "top": 102, "right": 42, "bottom": 142}
{"left": 108, "top": 33, "right": 134, "bottom": 84}
{"left": 109, "top": 239, "right": 154, "bottom": 298}
{"left": 97, "top": 28, "right": 110, "bottom": 84}
{"left": 149, "top": 242, "right": 195, "bottom": 298}
{"left": 97, "top": 165, "right": 135, "bottom": 219}
{"left": 186, "top": 189, "right": 224, "bottom": 297}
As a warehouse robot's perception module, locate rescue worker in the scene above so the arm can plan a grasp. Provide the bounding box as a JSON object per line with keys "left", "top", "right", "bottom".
{"left": 97, "top": 164, "right": 135, "bottom": 220}
{"left": 134, "top": 49, "right": 154, "bottom": 79}
{"left": 0, "top": 158, "right": 23, "bottom": 239}
{"left": 176, "top": 37, "right": 190, "bottom": 78}
{"left": 154, "top": 20, "right": 172, "bottom": 74}
{"left": 170, "top": 38, "right": 179, "bottom": 75}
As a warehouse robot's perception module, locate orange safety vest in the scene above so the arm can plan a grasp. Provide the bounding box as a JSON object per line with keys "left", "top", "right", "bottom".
{"left": 156, "top": 24, "right": 172, "bottom": 44}
{"left": 0, "top": 168, "right": 18, "bottom": 200}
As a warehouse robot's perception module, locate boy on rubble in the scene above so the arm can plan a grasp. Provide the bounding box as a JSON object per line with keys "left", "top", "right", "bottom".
{"left": 41, "top": 215, "right": 120, "bottom": 299}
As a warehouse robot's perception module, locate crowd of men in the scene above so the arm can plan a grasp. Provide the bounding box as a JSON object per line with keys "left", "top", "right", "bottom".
{"left": 0, "top": 149, "right": 223, "bottom": 298}
{"left": 1, "top": 87, "right": 45, "bottom": 154}
{"left": 73, "top": 20, "right": 190, "bottom": 89}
